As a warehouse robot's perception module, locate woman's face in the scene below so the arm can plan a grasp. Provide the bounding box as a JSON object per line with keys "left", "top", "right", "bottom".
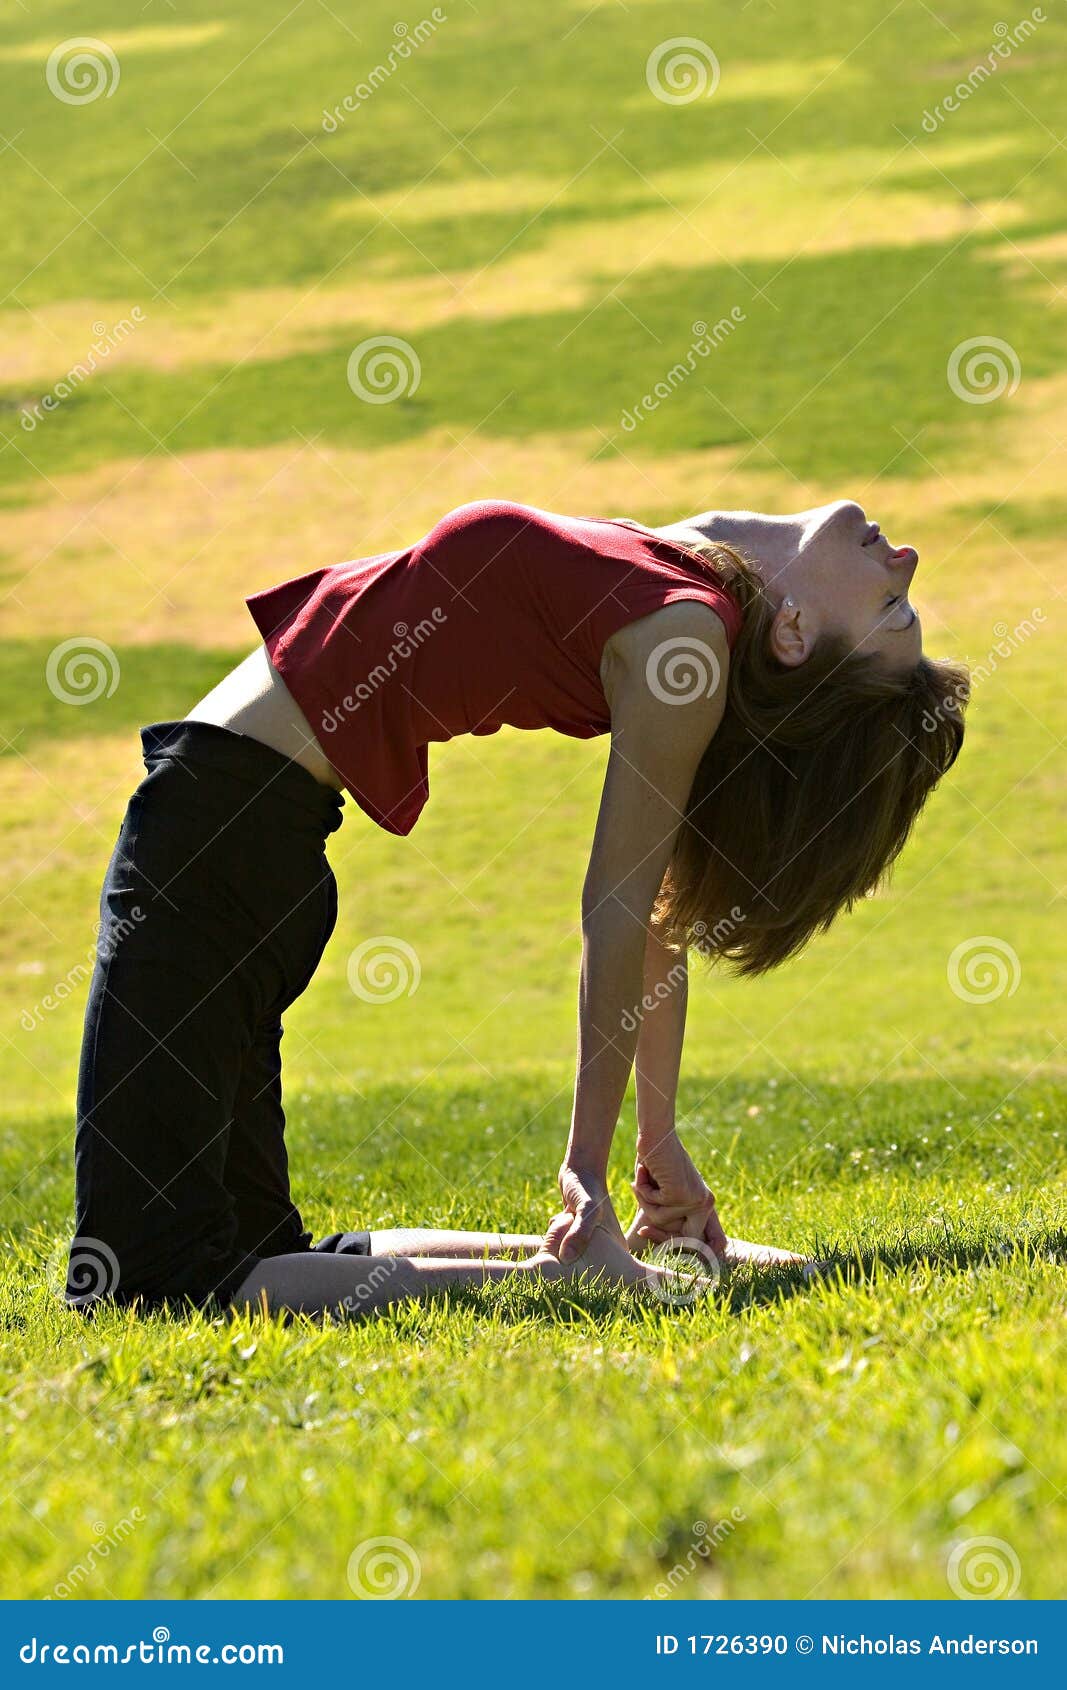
{"left": 783, "top": 500, "right": 922, "bottom": 672}
{"left": 663, "top": 498, "right": 923, "bottom": 672}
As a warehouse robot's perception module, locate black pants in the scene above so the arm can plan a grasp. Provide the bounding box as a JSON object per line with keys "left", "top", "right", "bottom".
{"left": 71, "top": 721, "right": 368, "bottom": 1312}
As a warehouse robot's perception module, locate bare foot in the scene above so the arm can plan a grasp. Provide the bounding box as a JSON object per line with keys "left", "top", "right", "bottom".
{"left": 576, "top": 1222, "right": 651, "bottom": 1286}
{"left": 520, "top": 1213, "right": 576, "bottom": 1283}
{"left": 723, "top": 1236, "right": 807, "bottom": 1266}
{"left": 525, "top": 1215, "right": 645, "bottom": 1287}
{"left": 528, "top": 1216, "right": 723, "bottom": 1302}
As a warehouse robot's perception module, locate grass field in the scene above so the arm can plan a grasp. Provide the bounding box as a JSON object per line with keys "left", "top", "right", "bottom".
{"left": 1, "top": 0, "right": 1064, "bottom": 1600}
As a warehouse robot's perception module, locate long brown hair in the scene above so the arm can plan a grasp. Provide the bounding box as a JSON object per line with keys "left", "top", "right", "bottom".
{"left": 653, "top": 537, "right": 969, "bottom": 975}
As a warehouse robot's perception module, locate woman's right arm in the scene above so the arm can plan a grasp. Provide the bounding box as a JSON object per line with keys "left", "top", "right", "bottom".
{"left": 634, "top": 919, "right": 688, "bottom": 1147}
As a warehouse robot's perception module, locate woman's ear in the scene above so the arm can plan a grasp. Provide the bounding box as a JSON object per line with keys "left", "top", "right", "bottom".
{"left": 769, "top": 595, "right": 813, "bottom": 668}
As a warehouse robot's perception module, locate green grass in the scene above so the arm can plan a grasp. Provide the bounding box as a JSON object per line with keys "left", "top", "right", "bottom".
{"left": 5, "top": 1073, "right": 1066, "bottom": 1599}
{"left": 1, "top": 0, "right": 1065, "bottom": 1601}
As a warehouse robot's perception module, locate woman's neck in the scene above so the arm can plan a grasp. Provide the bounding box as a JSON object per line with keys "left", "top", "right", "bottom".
{"left": 654, "top": 510, "right": 802, "bottom": 606}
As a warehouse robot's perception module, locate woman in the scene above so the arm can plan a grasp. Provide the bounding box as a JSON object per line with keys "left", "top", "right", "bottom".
{"left": 68, "top": 498, "right": 967, "bottom": 1316}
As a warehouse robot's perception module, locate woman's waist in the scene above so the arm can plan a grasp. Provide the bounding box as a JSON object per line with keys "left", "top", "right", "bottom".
{"left": 185, "top": 645, "right": 345, "bottom": 792}
{"left": 137, "top": 718, "right": 345, "bottom": 846}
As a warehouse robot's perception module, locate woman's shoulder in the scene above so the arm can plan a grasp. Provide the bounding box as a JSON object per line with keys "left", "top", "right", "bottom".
{"left": 602, "top": 595, "right": 733, "bottom": 674}
{"left": 601, "top": 597, "right": 731, "bottom": 744}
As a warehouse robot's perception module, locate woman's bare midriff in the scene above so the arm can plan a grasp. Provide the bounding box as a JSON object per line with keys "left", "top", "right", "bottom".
{"left": 185, "top": 645, "right": 345, "bottom": 790}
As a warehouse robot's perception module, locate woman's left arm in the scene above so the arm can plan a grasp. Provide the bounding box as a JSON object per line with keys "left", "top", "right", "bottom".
{"left": 629, "top": 927, "right": 729, "bottom": 1258}
{"left": 558, "top": 601, "right": 729, "bottom": 1260}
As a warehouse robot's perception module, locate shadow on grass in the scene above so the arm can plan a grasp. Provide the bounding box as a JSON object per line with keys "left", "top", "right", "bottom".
{"left": 471, "top": 1221, "right": 1067, "bottom": 1326}
{"left": 0, "top": 641, "right": 239, "bottom": 762}
{"left": 707, "top": 1224, "right": 1067, "bottom": 1317}
{"left": 14, "top": 1227, "right": 1064, "bottom": 1338}
{"left": 812, "top": 1225, "right": 1067, "bottom": 1283}
{"left": 282, "top": 1223, "right": 1067, "bottom": 1332}
{"left": 2, "top": 227, "right": 1052, "bottom": 493}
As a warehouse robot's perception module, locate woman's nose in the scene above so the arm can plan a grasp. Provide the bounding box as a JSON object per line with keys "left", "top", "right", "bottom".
{"left": 801, "top": 499, "right": 864, "bottom": 522}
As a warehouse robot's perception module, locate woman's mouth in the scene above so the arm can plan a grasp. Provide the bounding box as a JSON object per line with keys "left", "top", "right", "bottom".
{"left": 863, "top": 519, "right": 918, "bottom": 564}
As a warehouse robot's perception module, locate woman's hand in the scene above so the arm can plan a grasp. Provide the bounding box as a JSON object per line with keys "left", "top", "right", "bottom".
{"left": 556, "top": 1162, "right": 626, "bottom": 1261}
{"left": 629, "top": 1131, "right": 728, "bottom": 1258}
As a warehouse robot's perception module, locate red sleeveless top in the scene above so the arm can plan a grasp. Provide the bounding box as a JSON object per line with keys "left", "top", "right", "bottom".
{"left": 246, "top": 500, "right": 742, "bottom": 835}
